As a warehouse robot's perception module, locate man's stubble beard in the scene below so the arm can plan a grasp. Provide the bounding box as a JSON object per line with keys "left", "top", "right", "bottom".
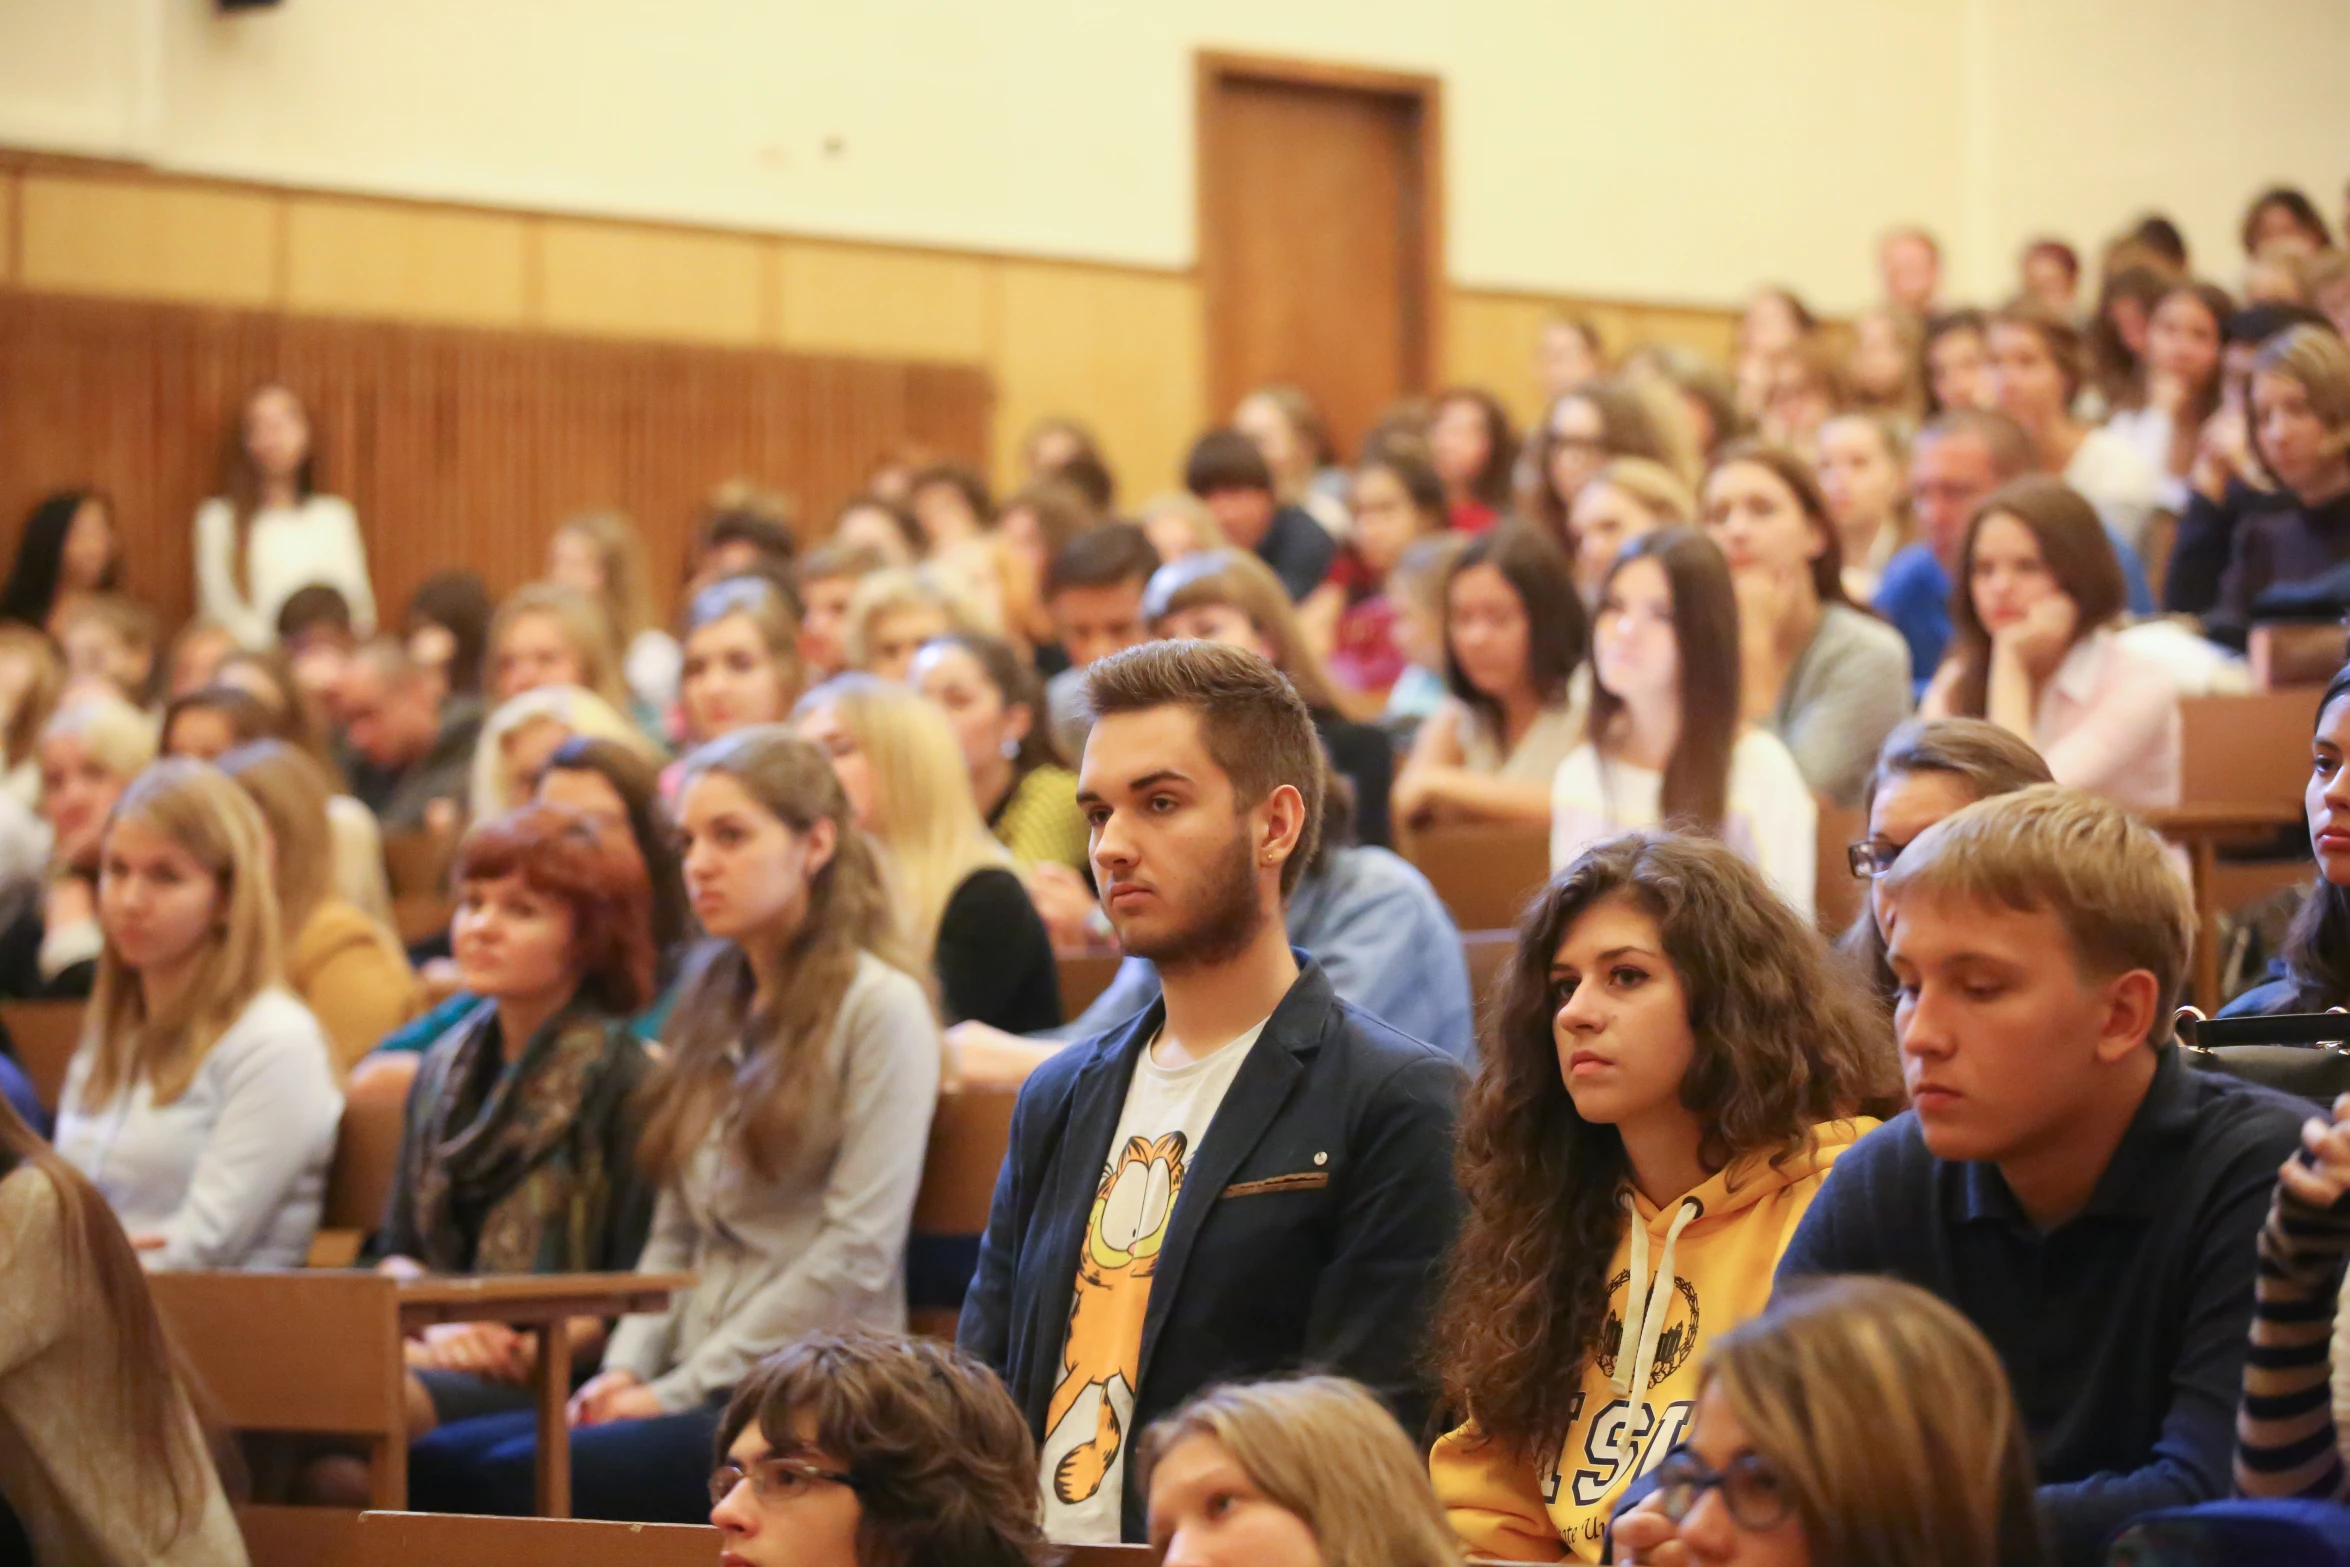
{"left": 1112, "top": 823, "right": 1268, "bottom": 973}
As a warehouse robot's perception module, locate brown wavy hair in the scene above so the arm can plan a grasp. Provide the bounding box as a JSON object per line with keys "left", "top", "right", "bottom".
{"left": 719, "top": 1329, "right": 1048, "bottom": 1567}
{"left": 635, "top": 726, "right": 906, "bottom": 1182}
{"left": 1433, "top": 832, "right": 1900, "bottom": 1464}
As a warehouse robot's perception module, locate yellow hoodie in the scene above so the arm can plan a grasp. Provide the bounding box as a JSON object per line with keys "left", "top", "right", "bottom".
{"left": 1430, "top": 1116, "right": 1878, "bottom": 1563}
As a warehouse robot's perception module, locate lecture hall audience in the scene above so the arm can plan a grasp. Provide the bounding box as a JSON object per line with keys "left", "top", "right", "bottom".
{"left": 9, "top": 153, "right": 2350, "bottom": 1567}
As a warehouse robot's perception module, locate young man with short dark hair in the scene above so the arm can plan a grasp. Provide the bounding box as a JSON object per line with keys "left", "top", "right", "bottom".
{"left": 1182, "top": 428, "right": 1336, "bottom": 602}
{"left": 1041, "top": 522, "right": 1162, "bottom": 762}
{"left": 959, "top": 639, "right": 1463, "bottom": 1545}
{"left": 1771, "top": 786, "right": 2304, "bottom": 1565}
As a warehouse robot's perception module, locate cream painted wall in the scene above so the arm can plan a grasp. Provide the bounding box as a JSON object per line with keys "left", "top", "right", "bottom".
{"left": 1, "top": 0, "right": 2343, "bottom": 313}
{"left": 1962, "top": 0, "right": 2350, "bottom": 298}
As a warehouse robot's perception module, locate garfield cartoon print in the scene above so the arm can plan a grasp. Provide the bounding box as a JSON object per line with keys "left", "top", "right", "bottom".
{"left": 1042, "top": 1130, "right": 1189, "bottom": 1506}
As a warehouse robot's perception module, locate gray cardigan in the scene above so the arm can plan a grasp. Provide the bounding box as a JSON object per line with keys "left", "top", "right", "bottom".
{"left": 1770, "top": 602, "right": 1914, "bottom": 809}
{"left": 605, "top": 952, "right": 941, "bottom": 1410}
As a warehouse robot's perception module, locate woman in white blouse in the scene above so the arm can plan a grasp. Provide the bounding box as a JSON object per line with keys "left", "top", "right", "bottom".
{"left": 1550, "top": 526, "right": 1816, "bottom": 917}
{"left": 52, "top": 758, "right": 341, "bottom": 1270}
{"left": 194, "top": 384, "right": 377, "bottom": 649}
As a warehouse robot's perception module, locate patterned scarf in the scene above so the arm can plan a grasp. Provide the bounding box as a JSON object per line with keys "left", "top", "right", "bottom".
{"left": 402, "top": 1001, "right": 627, "bottom": 1275}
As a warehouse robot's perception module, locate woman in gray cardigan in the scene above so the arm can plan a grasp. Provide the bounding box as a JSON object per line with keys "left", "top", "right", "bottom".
{"left": 408, "top": 727, "right": 942, "bottom": 1521}
{"left": 1704, "top": 443, "right": 1914, "bottom": 809}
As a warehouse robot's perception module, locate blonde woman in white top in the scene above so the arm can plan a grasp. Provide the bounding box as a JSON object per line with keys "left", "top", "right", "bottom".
{"left": 547, "top": 511, "right": 683, "bottom": 716}
{"left": 1550, "top": 527, "right": 1816, "bottom": 917}
{"left": 1395, "top": 525, "right": 1590, "bottom": 831}
{"left": 193, "top": 384, "right": 375, "bottom": 649}
{"left": 52, "top": 760, "right": 341, "bottom": 1270}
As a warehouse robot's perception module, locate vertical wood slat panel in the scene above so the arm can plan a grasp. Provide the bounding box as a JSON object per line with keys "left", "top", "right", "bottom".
{"left": 0, "top": 291, "right": 993, "bottom": 633}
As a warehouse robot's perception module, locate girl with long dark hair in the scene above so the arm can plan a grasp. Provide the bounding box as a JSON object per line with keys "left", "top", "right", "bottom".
{"left": 1549, "top": 528, "right": 1817, "bottom": 916}
{"left": 1429, "top": 833, "right": 1898, "bottom": 1561}
{"left": 0, "top": 489, "right": 121, "bottom": 635}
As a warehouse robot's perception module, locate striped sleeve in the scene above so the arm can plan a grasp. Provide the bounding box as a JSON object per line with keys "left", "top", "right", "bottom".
{"left": 2236, "top": 1179, "right": 2350, "bottom": 1499}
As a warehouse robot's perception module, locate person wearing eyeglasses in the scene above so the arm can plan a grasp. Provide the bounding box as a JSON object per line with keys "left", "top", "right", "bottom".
{"left": 1837, "top": 720, "right": 2054, "bottom": 1006}
{"left": 709, "top": 1329, "right": 1050, "bottom": 1567}
{"left": 1428, "top": 833, "right": 1898, "bottom": 1562}
{"left": 1611, "top": 1275, "right": 2051, "bottom": 1567}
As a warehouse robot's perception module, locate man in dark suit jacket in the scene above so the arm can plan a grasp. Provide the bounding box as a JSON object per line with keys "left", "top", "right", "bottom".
{"left": 958, "top": 640, "right": 1464, "bottom": 1545}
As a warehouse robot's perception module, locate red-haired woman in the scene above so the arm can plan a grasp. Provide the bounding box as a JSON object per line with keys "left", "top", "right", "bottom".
{"left": 374, "top": 804, "right": 660, "bottom": 1434}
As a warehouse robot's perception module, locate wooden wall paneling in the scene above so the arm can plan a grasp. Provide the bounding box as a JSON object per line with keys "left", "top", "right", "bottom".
{"left": 0, "top": 292, "right": 991, "bottom": 633}
{"left": 1444, "top": 291, "right": 1554, "bottom": 428}
{"left": 284, "top": 197, "right": 531, "bottom": 327}
{"left": 534, "top": 218, "right": 764, "bottom": 345}
{"left": 992, "top": 261, "right": 1203, "bottom": 506}
{"left": 18, "top": 173, "right": 280, "bottom": 306}
{"left": 2, "top": 167, "right": 18, "bottom": 286}
{"left": 776, "top": 240, "right": 992, "bottom": 361}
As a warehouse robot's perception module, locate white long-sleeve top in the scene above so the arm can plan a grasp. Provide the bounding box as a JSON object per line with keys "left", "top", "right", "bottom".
{"left": 605, "top": 951, "right": 940, "bottom": 1410}
{"left": 1550, "top": 728, "right": 1818, "bottom": 919}
{"left": 193, "top": 494, "right": 377, "bottom": 649}
{"left": 53, "top": 988, "right": 342, "bottom": 1270}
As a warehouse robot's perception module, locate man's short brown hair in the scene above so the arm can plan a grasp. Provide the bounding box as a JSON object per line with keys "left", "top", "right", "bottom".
{"left": 1082, "top": 639, "right": 1325, "bottom": 894}
{"left": 719, "top": 1330, "right": 1047, "bottom": 1567}
{"left": 1880, "top": 785, "right": 2191, "bottom": 1043}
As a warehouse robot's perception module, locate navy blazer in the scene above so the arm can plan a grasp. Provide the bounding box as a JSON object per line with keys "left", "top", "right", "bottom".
{"left": 957, "top": 957, "right": 1465, "bottom": 1541}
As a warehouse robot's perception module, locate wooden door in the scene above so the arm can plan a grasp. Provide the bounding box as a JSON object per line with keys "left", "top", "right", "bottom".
{"left": 1197, "top": 53, "right": 1442, "bottom": 463}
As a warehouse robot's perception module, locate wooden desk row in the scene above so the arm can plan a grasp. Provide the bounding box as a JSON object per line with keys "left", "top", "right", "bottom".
{"left": 151, "top": 1269, "right": 691, "bottom": 1522}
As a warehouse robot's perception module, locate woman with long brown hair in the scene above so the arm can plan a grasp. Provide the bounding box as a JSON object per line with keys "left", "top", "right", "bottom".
{"left": 193, "top": 382, "right": 376, "bottom": 650}
{"left": 1612, "top": 1276, "right": 2049, "bottom": 1567}
{"left": 1549, "top": 528, "right": 1817, "bottom": 916}
{"left": 1430, "top": 833, "right": 1897, "bottom": 1562}
{"left": 1702, "top": 443, "right": 1912, "bottom": 808}
{"left": 0, "top": 1092, "right": 245, "bottom": 1564}
{"left": 409, "top": 726, "right": 940, "bottom": 1521}
{"left": 1921, "top": 477, "right": 2179, "bottom": 812}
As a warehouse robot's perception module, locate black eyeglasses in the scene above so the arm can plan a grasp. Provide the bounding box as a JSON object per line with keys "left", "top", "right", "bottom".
{"left": 709, "top": 1455, "right": 859, "bottom": 1507}
{"left": 1847, "top": 837, "right": 1908, "bottom": 880}
{"left": 1651, "top": 1446, "right": 1797, "bottom": 1532}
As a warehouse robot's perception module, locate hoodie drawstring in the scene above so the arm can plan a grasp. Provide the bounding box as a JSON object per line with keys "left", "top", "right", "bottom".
{"left": 1611, "top": 1194, "right": 1701, "bottom": 1399}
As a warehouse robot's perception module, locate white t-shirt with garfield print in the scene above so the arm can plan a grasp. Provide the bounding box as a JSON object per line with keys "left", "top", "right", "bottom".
{"left": 1038, "top": 1017, "right": 1269, "bottom": 1544}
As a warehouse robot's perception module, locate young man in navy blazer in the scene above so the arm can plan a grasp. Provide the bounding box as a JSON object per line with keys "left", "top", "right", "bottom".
{"left": 958, "top": 639, "right": 1465, "bottom": 1544}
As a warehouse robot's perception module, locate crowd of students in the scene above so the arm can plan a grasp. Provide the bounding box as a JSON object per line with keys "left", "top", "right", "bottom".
{"left": 5, "top": 176, "right": 2350, "bottom": 1567}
